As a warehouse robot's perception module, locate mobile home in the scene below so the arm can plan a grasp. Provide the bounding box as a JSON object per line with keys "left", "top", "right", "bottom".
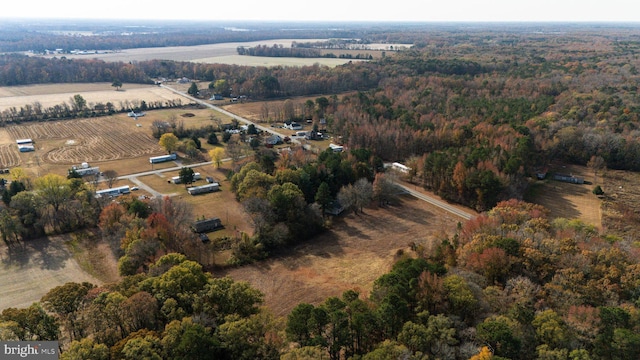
{"left": 187, "top": 183, "right": 220, "bottom": 195}
{"left": 149, "top": 153, "right": 177, "bottom": 164}
{"left": 95, "top": 185, "right": 130, "bottom": 198}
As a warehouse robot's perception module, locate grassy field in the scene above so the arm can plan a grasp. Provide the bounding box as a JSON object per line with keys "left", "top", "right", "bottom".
{"left": 527, "top": 164, "right": 602, "bottom": 230}
{"left": 214, "top": 195, "right": 461, "bottom": 317}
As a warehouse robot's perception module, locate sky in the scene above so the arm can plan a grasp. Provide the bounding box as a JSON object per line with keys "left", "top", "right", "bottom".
{"left": 2, "top": 0, "right": 639, "bottom": 23}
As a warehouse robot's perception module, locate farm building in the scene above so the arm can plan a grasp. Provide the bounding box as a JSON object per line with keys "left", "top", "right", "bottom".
{"left": 187, "top": 183, "right": 220, "bottom": 195}
{"left": 171, "top": 172, "right": 202, "bottom": 184}
{"left": 553, "top": 173, "right": 584, "bottom": 184}
{"left": 16, "top": 139, "right": 33, "bottom": 145}
{"left": 192, "top": 217, "right": 223, "bottom": 233}
{"left": 18, "top": 145, "right": 35, "bottom": 152}
{"left": 149, "top": 153, "right": 177, "bottom": 164}
{"left": 95, "top": 185, "right": 130, "bottom": 198}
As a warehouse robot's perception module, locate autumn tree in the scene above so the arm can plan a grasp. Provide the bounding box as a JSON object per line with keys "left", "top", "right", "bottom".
{"left": 61, "top": 338, "right": 109, "bottom": 360}
{"left": 34, "top": 173, "right": 74, "bottom": 231}
{"left": 0, "top": 303, "right": 59, "bottom": 341}
{"left": 158, "top": 133, "right": 179, "bottom": 154}
{"left": 337, "top": 178, "right": 372, "bottom": 214}
{"left": 208, "top": 147, "right": 225, "bottom": 168}
{"left": 41, "top": 282, "right": 95, "bottom": 340}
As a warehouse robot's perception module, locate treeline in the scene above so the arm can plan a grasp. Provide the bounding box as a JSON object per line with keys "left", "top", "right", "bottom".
{"left": 227, "top": 147, "right": 387, "bottom": 263}
{"left": 284, "top": 200, "right": 640, "bottom": 359}
{"left": 0, "top": 55, "right": 382, "bottom": 98}
{"left": 236, "top": 44, "right": 375, "bottom": 60}
{"left": 0, "top": 93, "right": 184, "bottom": 126}
{"left": 237, "top": 44, "right": 322, "bottom": 58}
{"left": 0, "top": 54, "right": 151, "bottom": 86}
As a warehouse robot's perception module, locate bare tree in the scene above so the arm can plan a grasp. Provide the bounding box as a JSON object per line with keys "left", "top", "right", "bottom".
{"left": 373, "top": 172, "right": 399, "bottom": 206}
{"left": 103, "top": 170, "right": 119, "bottom": 188}
{"left": 261, "top": 102, "right": 271, "bottom": 122}
{"left": 338, "top": 178, "right": 373, "bottom": 215}
{"left": 587, "top": 155, "right": 606, "bottom": 184}
{"left": 85, "top": 173, "right": 99, "bottom": 190}
{"left": 226, "top": 135, "right": 245, "bottom": 171}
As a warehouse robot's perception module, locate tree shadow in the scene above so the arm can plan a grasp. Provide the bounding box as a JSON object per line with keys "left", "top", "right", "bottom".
{"left": 26, "top": 237, "right": 73, "bottom": 271}
{"left": 1, "top": 236, "right": 72, "bottom": 271}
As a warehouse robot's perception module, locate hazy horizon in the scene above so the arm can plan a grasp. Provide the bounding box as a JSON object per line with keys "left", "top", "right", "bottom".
{"left": 2, "top": 0, "right": 639, "bottom": 23}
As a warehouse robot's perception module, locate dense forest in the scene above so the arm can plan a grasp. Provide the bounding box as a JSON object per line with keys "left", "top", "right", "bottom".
{"left": 1, "top": 23, "right": 640, "bottom": 359}
{"left": 2, "top": 197, "right": 639, "bottom": 359}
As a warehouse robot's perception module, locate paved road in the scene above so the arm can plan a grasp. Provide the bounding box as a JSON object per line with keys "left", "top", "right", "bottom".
{"left": 396, "top": 183, "right": 475, "bottom": 221}
{"left": 113, "top": 160, "right": 216, "bottom": 198}
{"left": 162, "top": 85, "right": 475, "bottom": 220}
{"left": 161, "top": 85, "right": 300, "bottom": 144}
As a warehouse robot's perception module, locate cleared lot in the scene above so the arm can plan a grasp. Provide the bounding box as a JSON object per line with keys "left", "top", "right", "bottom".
{"left": 0, "top": 236, "right": 102, "bottom": 311}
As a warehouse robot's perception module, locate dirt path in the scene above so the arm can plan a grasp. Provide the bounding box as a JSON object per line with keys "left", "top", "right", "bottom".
{"left": 0, "top": 236, "right": 102, "bottom": 310}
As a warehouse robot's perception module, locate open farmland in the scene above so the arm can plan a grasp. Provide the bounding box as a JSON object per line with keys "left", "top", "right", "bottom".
{"left": 34, "top": 39, "right": 364, "bottom": 67}
{"left": 0, "top": 83, "right": 191, "bottom": 112}
{"left": 4, "top": 117, "right": 163, "bottom": 166}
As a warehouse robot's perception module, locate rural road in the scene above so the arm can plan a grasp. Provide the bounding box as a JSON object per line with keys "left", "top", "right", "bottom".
{"left": 160, "top": 85, "right": 476, "bottom": 221}
{"left": 396, "top": 183, "right": 475, "bottom": 220}
{"left": 161, "top": 84, "right": 300, "bottom": 144}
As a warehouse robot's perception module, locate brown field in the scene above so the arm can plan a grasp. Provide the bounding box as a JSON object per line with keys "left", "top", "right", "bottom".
{"left": 214, "top": 195, "right": 461, "bottom": 317}
{"left": 0, "top": 105, "right": 231, "bottom": 176}
{"left": 527, "top": 164, "right": 602, "bottom": 229}
{"left": 599, "top": 169, "right": 640, "bottom": 241}
{"left": 0, "top": 83, "right": 191, "bottom": 112}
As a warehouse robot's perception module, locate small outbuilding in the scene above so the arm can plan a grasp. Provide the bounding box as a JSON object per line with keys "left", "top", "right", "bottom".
{"left": 192, "top": 217, "right": 223, "bottom": 233}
